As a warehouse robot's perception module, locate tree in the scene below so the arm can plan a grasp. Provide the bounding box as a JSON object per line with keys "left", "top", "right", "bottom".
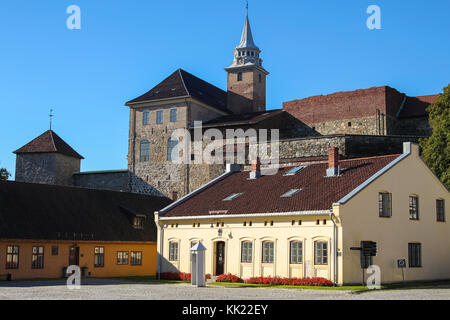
{"left": 419, "top": 84, "right": 450, "bottom": 189}
{"left": 0, "top": 168, "right": 10, "bottom": 181}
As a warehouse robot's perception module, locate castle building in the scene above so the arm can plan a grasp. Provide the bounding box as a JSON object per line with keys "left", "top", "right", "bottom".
{"left": 123, "top": 10, "right": 438, "bottom": 200}
{"left": 11, "top": 9, "right": 439, "bottom": 200}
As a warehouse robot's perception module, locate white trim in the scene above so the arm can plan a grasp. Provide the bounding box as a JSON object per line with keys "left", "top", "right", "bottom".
{"left": 159, "top": 210, "right": 332, "bottom": 221}
{"left": 334, "top": 152, "right": 409, "bottom": 205}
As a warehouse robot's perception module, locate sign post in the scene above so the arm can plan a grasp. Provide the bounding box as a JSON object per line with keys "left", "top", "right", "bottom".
{"left": 397, "top": 259, "right": 406, "bottom": 283}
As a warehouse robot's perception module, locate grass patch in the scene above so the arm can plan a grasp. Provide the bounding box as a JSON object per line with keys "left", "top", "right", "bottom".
{"left": 208, "top": 282, "right": 368, "bottom": 291}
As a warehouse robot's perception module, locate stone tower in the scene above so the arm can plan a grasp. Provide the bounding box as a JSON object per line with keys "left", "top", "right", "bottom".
{"left": 225, "top": 7, "right": 269, "bottom": 114}
{"left": 13, "top": 130, "right": 83, "bottom": 186}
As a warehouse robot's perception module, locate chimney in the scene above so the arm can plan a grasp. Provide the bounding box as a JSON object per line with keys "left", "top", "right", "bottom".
{"left": 326, "top": 147, "right": 340, "bottom": 177}
{"left": 249, "top": 158, "right": 261, "bottom": 179}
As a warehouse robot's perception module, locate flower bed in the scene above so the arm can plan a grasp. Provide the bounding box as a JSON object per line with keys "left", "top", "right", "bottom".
{"left": 159, "top": 272, "right": 211, "bottom": 281}
{"left": 216, "top": 273, "right": 244, "bottom": 283}
{"left": 245, "top": 276, "right": 333, "bottom": 287}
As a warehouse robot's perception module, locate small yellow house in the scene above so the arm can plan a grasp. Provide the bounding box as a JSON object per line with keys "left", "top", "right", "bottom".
{"left": 155, "top": 142, "right": 450, "bottom": 285}
{"left": 0, "top": 181, "right": 172, "bottom": 280}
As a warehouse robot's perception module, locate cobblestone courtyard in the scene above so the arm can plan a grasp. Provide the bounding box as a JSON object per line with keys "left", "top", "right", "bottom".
{"left": 0, "top": 279, "right": 450, "bottom": 300}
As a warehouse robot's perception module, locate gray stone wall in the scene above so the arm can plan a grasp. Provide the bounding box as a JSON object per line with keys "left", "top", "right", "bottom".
{"left": 15, "top": 153, "right": 80, "bottom": 186}
{"left": 72, "top": 171, "right": 130, "bottom": 192}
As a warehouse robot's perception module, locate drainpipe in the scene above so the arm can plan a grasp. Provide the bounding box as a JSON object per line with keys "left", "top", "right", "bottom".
{"left": 330, "top": 212, "right": 336, "bottom": 285}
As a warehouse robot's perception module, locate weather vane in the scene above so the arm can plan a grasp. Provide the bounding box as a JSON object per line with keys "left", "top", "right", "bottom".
{"left": 49, "top": 108, "right": 54, "bottom": 130}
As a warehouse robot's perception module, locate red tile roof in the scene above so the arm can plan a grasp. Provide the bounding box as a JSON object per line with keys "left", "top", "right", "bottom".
{"left": 13, "top": 130, "right": 84, "bottom": 159}
{"left": 161, "top": 154, "right": 400, "bottom": 217}
{"left": 398, "top": 95, "right": 439, "bottom": 118}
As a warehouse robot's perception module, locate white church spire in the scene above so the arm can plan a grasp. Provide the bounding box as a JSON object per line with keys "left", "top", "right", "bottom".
{"left": 226, "top": 2, "right": 265, "bottom": 70}
{"left": 237, "top": 3, "right": 258, "bottom": 49}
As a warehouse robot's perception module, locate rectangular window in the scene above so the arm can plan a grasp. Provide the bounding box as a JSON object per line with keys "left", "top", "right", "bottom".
{"left": 262, "top": 241, "right": 274, "bottom": 263}
{"left": 314, "top": 241, "right": 328, "bottom": 265}
{"left": 156, "top": 110, "right": 163, "bottom": 124}
{"left": 143, "top": 111, "right": 149, "bottom": 125}
{"left": 94, "top": 247, "right": 104, "bottom": 267}
{"left": 408, "top": 243, "right": 421, "bottom": 267}
{"left": 51, "top": 246, "right": 59, "bottom": 256}
{"left": 31, "top": 246, "right": 44, "bottom": 269}
{"left": 170, "top": 109, "right": 177, "bottom": 122}
{"left": 241, "top": 241, "right": 253, "bottom": 263}
{"left": 290, "top": 241, "right": 303, "bottom": 264}
{"left": 437, "top": 199, "right": 445, "bottom": 222}
{"left": 6, "top": 246, "right": 19, "bottom": 269}
{"left": 130, "top": 252, "right": 142, "bottom": 265}
{"left": 237, "top": 72, "right": 242, "bottom": 81}
{"left": 409, "top": 196, "right": 419, "bottom": 220}
{"left": 379, "top": 192, "right": 392, "bottom": 217}
{"left": 169, "top": 242, "right": 179, "bottom": 261}
{"left": 117, "top": 252, "right": 129, "bottom": 265}
{"left": 133, "top": 216, "right": 145, "bottom": 229}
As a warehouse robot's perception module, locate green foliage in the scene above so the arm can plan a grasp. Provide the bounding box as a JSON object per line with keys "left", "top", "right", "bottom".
{"left": 0, "top": 168, "right": 11, "bottom": 181}
{"left": 419, "top": 84, "right": 450, "bottom": 189}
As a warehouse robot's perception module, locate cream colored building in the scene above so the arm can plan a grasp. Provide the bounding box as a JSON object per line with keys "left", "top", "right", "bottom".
{"left": 155, "top": 142, "right": 449, "bottom": 285}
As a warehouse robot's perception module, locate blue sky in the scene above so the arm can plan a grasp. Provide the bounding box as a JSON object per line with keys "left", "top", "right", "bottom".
{"left": 0, "top": 0, "right": 449, "bottom": 178}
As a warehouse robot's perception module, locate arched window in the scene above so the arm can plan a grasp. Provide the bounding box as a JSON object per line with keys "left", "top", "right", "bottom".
{"left": 140, "top": 140, "right": 150, "bottom": 162}
{"left": 169, "top": 241, "right": 179, "bottom": 261}
{"left": 167, "top": 138, "right": 178, "bottom": 161}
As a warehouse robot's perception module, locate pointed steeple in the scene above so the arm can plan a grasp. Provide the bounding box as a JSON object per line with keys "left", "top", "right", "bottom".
{"left": 237, "top": 9, "right": 258, "bottom": 49}
{"left": 226, "top": 3, "right": 266, "bottom": 71}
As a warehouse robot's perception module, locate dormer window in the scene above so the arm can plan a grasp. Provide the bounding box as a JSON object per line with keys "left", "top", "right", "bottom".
{"left": 133, "top": 216, "right": 145, "bottom": 229}
{"left": 223, "top": 193, "right": 243, "bottom": 201}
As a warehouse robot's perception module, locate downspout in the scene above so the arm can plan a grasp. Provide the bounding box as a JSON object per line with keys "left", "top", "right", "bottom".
{"left": 330, "top": 212, "right": 336, "bottom": 285}
{"left": 156, "top": 212, "right": 163, "bottom": 280}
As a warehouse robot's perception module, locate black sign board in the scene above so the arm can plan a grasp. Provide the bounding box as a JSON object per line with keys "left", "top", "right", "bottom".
{"left": 361, "top": 241, "right": 377, "bottom": 256}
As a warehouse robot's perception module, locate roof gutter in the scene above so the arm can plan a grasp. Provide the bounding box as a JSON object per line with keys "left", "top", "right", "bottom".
{"left": 159, "top": 210, "right": 332, "bottom": 221}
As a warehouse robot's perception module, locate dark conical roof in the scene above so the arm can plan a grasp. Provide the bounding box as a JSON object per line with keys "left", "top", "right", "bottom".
{"left": 13, "top": 130, "right": 84, "bottom": 159}
{"left": 126, "top": 69, "right": 231, "bottom": 114}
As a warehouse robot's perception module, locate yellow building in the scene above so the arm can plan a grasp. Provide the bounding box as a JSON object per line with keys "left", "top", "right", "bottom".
{"left": 0, "top": 181, "right": 171, "bottom": 280}
{"left": 155, "top": 142, "right": 449, "bottom": 285}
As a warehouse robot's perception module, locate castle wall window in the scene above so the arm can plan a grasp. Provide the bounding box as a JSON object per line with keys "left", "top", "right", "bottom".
{"left": 290, "top": 241, "right": 303, "bottom": 264}
{"left": 117, "top": 252, "right": 129, "bottom": 265}
{"left": 94, "top": 247, "right": 104, "bottom": 267}
{"left": 237, "top": 72, "right": 242, "bottom": 82}
{"left": 140, "top": 140, "right": 150, "bottom": 162}
{"left": 169, "top": 242, "right": 179, "bottom": 261}
{"left": 259, "top": 74, "right": 262, "bottom": 83}
{"left": 409, "top": 195, "right": 419, "bottom": 220}
{"left": 437, "top": 199, "right": 445, "bottom": 222}
{"left": 6, "top": 246, "right": 19, "bottom": 269}
{"left": 130, "top": 252, "right": 142, "bottom": 265}
{"left": 170, "top": 109, "right": 177, "bottom": 122}
{"left": 314, "top": 241, "right": 328, "bottom": 265}
{"left": 379, "top": 192, "right": 392, "bottom": 217}
{"left": 167, "top": 138, "right": 179, "bottom": 161}
{"left": 31, "top": 246, "right": 44, "bottom": 269}
{"left": 241, "top": 241, "right": 252, "bottom": 263}
{"left": 156, "top": 110, "right": 163, "bottom": 124}
{"left": 143, "top": 111, "right": 149, "bottom": 125}
{"left": 262, "top": 241, "right": 274, "bottom": 263}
